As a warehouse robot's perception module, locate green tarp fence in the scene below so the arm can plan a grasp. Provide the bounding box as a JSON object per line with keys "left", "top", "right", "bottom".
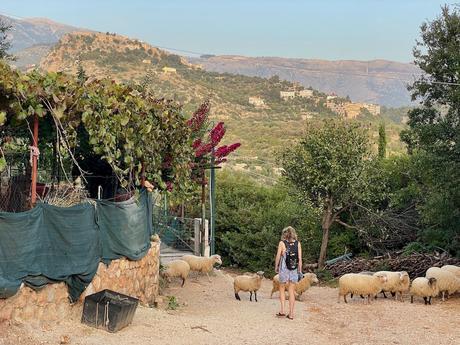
{"left": 0, "top": 189, "right": 153, "bottom": 302}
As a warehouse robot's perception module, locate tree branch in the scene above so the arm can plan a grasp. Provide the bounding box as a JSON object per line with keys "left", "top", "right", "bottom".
{"left": 335, "top": 218, "right": 358, "bottom": 229}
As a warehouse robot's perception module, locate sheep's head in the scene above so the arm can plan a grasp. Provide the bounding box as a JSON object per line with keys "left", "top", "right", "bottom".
{"left": 428, "top": 277, "right": 437, "bottom": 288}
{"left": 212, "top": 254, "right": 222, "bottom": 266}
{"left": 256, "top": 271, "right": 264, "bottom": 278}
{"left": 309, "top": 273, "right": 319, "bottom": 284}
{"left": 399, "top": 271, "right": 410, "bottom": 284}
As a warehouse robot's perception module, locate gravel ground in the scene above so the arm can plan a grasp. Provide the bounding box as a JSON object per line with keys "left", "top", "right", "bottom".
{"left": 1, "top": 270, "right": 459, "bottom": 345}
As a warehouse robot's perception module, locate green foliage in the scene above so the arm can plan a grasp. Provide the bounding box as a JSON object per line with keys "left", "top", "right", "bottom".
{"left": 215, "top": 171, "right": 319, "bottom": 275}
{"left": 0, "top": 19, "right": 13, "bottom": 61}
{"left": 0, "top": 61, "right": 194, "bottom": 194}
{"left": 378, "top": 122, "right": 386, "bottom": 159}
{"left": 400, "top": 5, "right": 460, "bottom": 256}
{"left": 166, "top": 295, "right": 179, "bottom": 310}
{"left": 280, "top": 119, "right": 372, "bottom": 209}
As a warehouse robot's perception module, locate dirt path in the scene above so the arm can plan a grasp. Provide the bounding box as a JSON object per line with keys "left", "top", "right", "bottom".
{"left": 1, "top": 270, "right": 459, "bottom": 345}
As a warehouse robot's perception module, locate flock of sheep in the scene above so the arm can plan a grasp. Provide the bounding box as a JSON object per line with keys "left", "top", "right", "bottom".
{"left": 161, "top": 255, "right": 460, "bottom": 306}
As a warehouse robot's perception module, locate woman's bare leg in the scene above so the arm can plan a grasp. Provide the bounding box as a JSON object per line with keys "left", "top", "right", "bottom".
{"left": 288, "top": 282, "right": 296, "bottom": 318}
{"left": 279, "top": 283, "right": 286, "bottom": 314}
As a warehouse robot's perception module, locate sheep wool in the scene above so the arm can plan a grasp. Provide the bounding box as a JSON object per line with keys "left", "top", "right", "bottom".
{"left": 162, "top": 260, "right": 190, "bottom": 287}
{"left": 426, "top": 267, "right": 460, "bottom": 301}
{"left": 182, "top": 254, "right": 222, "bottom": 282}
{"left": 270, "top": 273, "right": 319, "bottom": 300}
{"left": 374, "top": 271, "right": 410, "bottom": 301}
{"left": 441, "top": 265, "right": 460, "bottom": 279}
{"left": 338, "top": 273, "right": 387, "bottom": 304}
{"left": 234, "top": 271, "right": 264, "bottom": 302}
{"left": 410, "top": 277, "right": 439, "bottom": 305}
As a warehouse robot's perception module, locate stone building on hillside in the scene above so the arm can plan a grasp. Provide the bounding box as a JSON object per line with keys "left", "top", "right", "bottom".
{"left": 248, "top": 96, "right": 266, "bottom": 108}
{"left": 162, "top": 66, "right": 177, "bottom": 74}
{"left": 280, "top": 91, "right": 296, "bottom": 100}
{"left": 343, "top": 102, "right": 381, "bottom": 119}
{"left": 326, "top": 101, "right": 347, "bottom": 117}
{"left": 298, "top": 89, "right": 314, "bottom": 98}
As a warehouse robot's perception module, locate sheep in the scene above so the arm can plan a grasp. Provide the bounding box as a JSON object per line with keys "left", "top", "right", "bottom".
{"left": 234, "top": 271, "right": 264, "bottom": 302}
{"left": 161, "top": 260, "right": 190, "bottom": 287}
{"left": 441, "top": 265, "right": 460, "bottom": 279}
{"left": 374, "top": 271, "right": 410, "bottom": 301}
{"left": 182, "top": 254, "right": 222, "bottom": 282}
{"left": 270, "top": 273, "right": 319, "bottom": 300}
{"left": 338, "top": 272, "right": 388, "bottom": 304}
{"left": 351, "top": 271, "right": 374, "bottom": 299}
{"left": 426, "top": 267, "right": 460, "bottom": 301}
{"left": 410, "top": 277, "right": 439, "bottom": 305}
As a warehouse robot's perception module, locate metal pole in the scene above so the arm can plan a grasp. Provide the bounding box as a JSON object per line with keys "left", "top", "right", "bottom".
{"left": 30, "top": 114, "right": 39, "bottom": 206}
{"left": 209, "top": 149, "right": 216, "bottom": 255}
{"left": 201, "top": 170, "right": 206, "bottom": 256}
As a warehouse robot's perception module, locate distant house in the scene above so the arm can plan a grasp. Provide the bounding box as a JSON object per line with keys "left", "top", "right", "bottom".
{"left": 298, "top": 89, "right": 314, "bottom": 98}
{"left": 142, "top": 59, "right": 151, "bottom": 64}
{"left": 280, "top": 91, "right": 296, "bottom": 100}
{"left": 344, "top": 102, "right": 380, "bottom": 118}
{"left": 248, "top": 96, "right": 266, "bottom": 108}
{"left": 326, "top": 94, "right": 338, "bottom": 101}
{"left": 326, "top": 101, "right": 347, "bottom": 117}
{"left": 162, "top": 67, "right": 177, "bottom": 74}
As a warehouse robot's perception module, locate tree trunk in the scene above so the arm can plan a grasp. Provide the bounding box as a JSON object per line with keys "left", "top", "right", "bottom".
{"left": 318, "top": 221, "right": 330, "bottom": 269}
{"left": 318, "top": 198, "right": 333, "bottom": 269}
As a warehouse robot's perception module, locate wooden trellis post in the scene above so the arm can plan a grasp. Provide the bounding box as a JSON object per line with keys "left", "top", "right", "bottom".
{"left": 30, "top": 114, "right": 39, "bottom": 206}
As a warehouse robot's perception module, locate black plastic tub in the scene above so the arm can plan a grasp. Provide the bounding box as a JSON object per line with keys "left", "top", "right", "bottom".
{"left": 81, "top": 289, "right": 139, "bottom": 333}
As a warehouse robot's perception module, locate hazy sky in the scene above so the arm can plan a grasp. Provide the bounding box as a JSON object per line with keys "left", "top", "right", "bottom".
{"left": 0, "top": 0, "right": 457, "bottom": 62}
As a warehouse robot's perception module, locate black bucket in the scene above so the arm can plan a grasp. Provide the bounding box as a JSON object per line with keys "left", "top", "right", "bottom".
{"left": 81, "top": 289, "right": 139, "bottom": 333}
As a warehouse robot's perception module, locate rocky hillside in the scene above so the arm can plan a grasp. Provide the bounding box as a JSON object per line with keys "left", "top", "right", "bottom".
{"left": 0, "top": 14, "right": 81, "bottom": 52}
{"left": 190, "top": 56, "right": 421, "bottom": 107}
{"left": 37, "top": 32, "right": 408, "bottom": 177}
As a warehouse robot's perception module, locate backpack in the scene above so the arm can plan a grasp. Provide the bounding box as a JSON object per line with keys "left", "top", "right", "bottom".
{"left": 283, "top": 240, "right": 299, "bottom": 270}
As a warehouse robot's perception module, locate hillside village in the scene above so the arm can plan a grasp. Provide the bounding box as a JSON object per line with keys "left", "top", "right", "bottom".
{"left": 13, "top": 31, "right": 405, "bottom": 178}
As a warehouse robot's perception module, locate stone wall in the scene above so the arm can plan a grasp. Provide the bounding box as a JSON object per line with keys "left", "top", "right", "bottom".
{"left": 0, "top": 240, "right": 160, "bottom": 323}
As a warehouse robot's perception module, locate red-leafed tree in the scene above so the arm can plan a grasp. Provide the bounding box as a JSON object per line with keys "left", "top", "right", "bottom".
{"left": 188, "top": 100, "right": 240, "bottom": 185}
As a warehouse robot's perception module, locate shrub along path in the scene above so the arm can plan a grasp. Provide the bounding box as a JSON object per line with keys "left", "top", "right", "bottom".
{"left": 1, "top": 269, "right": 459, "bottom": 345}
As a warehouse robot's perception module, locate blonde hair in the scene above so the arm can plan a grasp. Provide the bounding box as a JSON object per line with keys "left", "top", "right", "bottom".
{"left": 281, "top": 226, "right": 297, "bottom": 241}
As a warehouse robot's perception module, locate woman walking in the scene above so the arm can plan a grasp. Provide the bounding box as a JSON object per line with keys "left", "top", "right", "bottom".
{"left": 274, "top": 226, "right": 302, "bottom": 320}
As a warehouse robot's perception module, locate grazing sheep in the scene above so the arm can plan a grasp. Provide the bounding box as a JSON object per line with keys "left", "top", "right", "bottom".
{"left": 234, "top": 271, "right": 264, "bottom": 302}
{"left": 182, "top": 254, "right": 222, "bottom": 282}
{"left": 441, "top": 265, "right": 460, "bottom": 279}
{"left": 426, "top": 267, "right": 460, "bottom": 301}
{"left": 374, "top": 271, "right": 410, "bottom": 301}
{"left": 270, "top": 273, "right": 319, "bottom": 300}
{"left": 351, "top": 271, "right": 374, "bottom": 299}
{"left": 161, "top": 260, "right": 190, "bottom": 287}
{"left": 410, "top": 277, "right": 439, "bottom": 305}
{"left": 338, "top": 273, "right": 388, "bottom": 304}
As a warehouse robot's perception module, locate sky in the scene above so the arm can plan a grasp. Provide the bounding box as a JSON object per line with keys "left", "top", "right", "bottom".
{"left": 0, "top": 0, "right": 457, "bottom": 62}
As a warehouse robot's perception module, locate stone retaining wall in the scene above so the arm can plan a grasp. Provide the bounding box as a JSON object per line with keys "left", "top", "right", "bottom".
{"left": 0, "top": 240, "right": 160, "bottom": 323}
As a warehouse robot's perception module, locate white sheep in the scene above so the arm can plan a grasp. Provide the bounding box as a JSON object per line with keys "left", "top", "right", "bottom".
{"left": 233, "top": 271, "right": 264, "bottom": 302}
{"left": 374, "top": 271, "right": 410, "bottom": 301}
{"left": 182, "top": 254, "right": 222, "bottom": 282}
{"left": 441, "top": 265, "right": 460, "bottom": 279}
{"left": 338, "top": 272, "right": 388, "bottom": 304}
{"left": 410, "top": 277, "right": 439, "bottom": 305}
{"left": 161, "top": 260, "right": 190, "bottom": 287}
{"left": 426, "top": 266, "right": 460, "bottom": 301}
{"left": 270, "top": 273, "right": 319, "bottom": 300}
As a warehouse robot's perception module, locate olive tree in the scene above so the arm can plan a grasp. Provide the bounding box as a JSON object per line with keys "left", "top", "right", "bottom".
{"left": 280, "top": 120, "right": 372, "bottom": 268}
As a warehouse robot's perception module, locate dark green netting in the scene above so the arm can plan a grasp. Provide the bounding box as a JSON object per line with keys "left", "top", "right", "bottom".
{"left": 0, "top": 189, "right": 152, "bottom": 302}
{"left": 97, "top": 189, "right": 153, "bottom": 263}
